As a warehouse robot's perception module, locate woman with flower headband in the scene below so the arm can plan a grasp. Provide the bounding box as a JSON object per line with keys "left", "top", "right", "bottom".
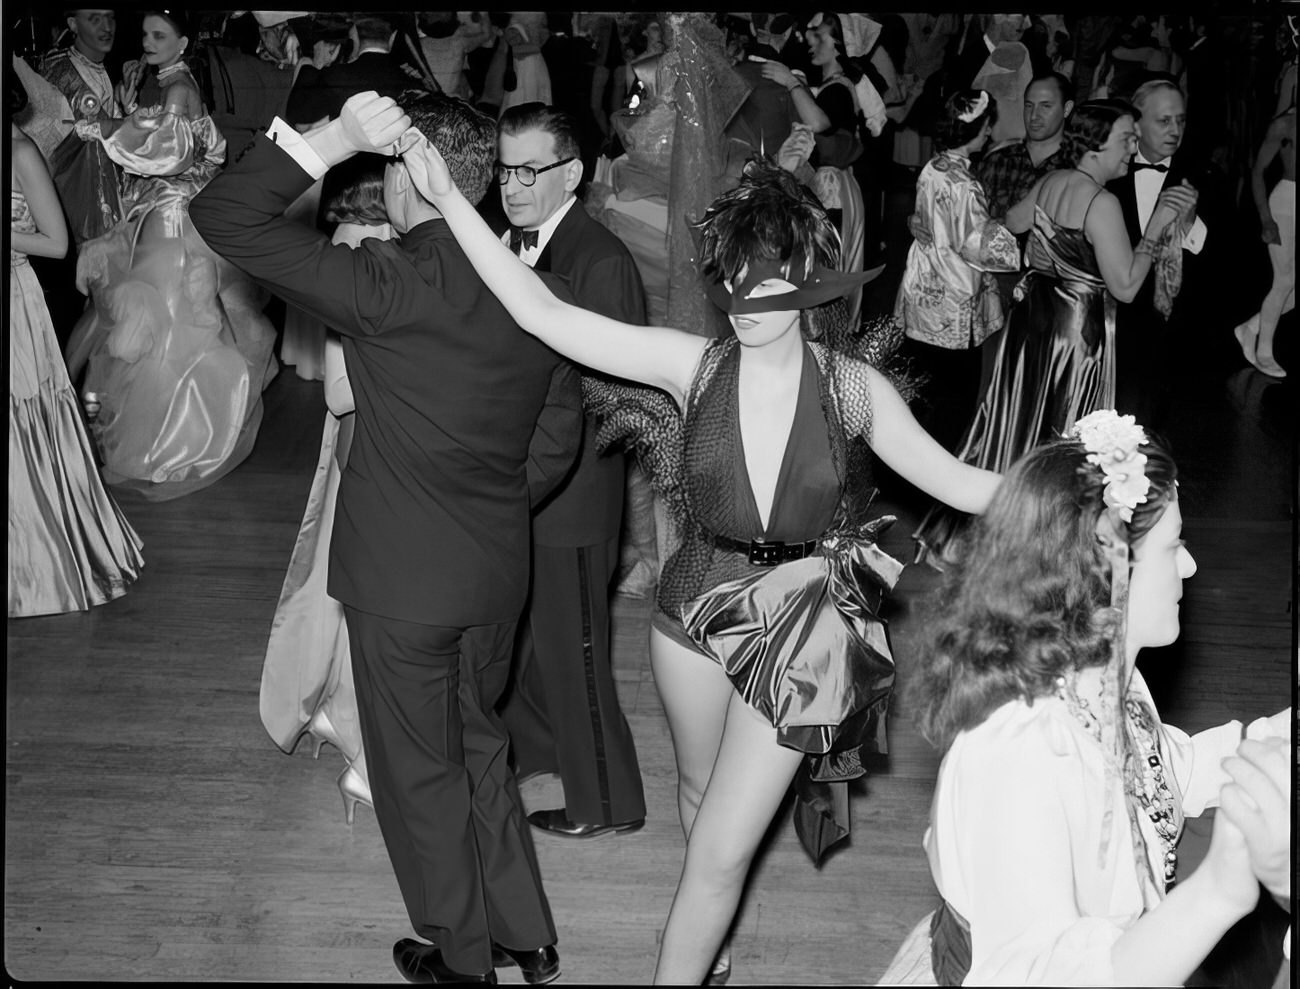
{"left": 400, "top": 126, "right": 1001, "bottom": 981}
{"left": 64, "top": 10, "right": 277, "bottom": 501}
{"left": 894, "top": 89, "right": 1020, "bottom": 455}
{"left": 913, "top": 99, "right": 1199, "bottom": 566}
{"left": 888, "top": 410, "right": 1290, "bottom": 985}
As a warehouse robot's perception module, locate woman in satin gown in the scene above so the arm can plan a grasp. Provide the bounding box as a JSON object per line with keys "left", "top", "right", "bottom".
{"left": 9, "top": 68, "right": 143, "bottom": 619}
{"left": 913, "top": 99, "right": 1198, "bottom": 566}
{"left": 259, "top": 159, "right": 395, "bottom": 823}
{"left": 65, "top": 11, "right": 277, "bottom": 501}
{"left": 404, "top": 132, "right": 1002, "bottom": 981}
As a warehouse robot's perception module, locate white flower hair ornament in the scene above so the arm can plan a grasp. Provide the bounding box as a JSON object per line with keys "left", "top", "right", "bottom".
{"left": 1071, "top": 410, "right": 1150, "bottom": 524}
{"left": 957, "top": 90, "right": 991, "bottom": 124}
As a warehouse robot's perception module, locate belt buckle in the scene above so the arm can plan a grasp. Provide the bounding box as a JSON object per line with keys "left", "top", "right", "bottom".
{"left": 748, "top": 539, "right": 784, "bottom": 567}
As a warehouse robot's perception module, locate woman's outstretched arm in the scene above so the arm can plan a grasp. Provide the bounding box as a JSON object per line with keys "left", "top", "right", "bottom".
{"left": 864, "top": 365, "right": 1000, "bottom": 514}
{"left": 402, "top": 134, "right": 705, "bottom": 405}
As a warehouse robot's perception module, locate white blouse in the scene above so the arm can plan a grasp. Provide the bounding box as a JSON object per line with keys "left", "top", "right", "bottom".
{"left": 924, "top": 669, "right": 1279, "bottom": 986}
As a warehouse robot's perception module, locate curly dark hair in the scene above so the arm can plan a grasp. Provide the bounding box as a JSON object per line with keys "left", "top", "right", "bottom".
{"left": 1058, "top": 98, "right": 1137, "bottom": 167}
{"left": 691, "top": 156, "right": 840, "bottom": 287}
{"left": 908, "top": 431, "right": 1178, "bottom": 753}
{"left": 934, "top": 89, "right": 998, "bottom": 151}
{"left": 401, "top": 92, "right": 497, "bottom": 206}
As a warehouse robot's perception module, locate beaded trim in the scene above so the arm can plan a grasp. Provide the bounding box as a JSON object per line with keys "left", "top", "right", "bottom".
{"left": 1056, "top": 676, "right": 1179, "bottom": 891}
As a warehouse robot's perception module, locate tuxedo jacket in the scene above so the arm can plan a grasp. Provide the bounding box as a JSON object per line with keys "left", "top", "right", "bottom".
{"left": 191, "top": 136, "right": 572, "bottom": 627}
{"left": 284, "top": 50, "right": 414, "bottom": 128}
{"left": 1106, "top": 155, "right": 1217, "bottom": 322}
{"left": 531, "top": 200, "right": 647, "bottom": 547}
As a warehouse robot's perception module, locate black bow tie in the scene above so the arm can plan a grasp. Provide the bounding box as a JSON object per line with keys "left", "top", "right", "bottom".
{"left": 509, "top": 226, "right": 539, "bottom": 253}
{"left": 1132, "top": 160, "right": 1169, "bottom": 173}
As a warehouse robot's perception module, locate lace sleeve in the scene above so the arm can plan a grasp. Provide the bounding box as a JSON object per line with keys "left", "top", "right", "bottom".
{"left": 581, "top": 375, "right": 685, "bottom": 516}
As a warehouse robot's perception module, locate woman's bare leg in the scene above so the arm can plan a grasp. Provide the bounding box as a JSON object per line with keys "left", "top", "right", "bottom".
{"left": 652, "top": 689, "right": 804, "bottom": 984}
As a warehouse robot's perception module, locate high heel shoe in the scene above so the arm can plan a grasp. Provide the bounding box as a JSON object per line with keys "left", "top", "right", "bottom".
{"left": 295, "top": 708, "right": 343, "bottom": 759}
{"left": 705, "top": 940, "right": 732, "bottom": 985}
{"left": 338, "top": 763, "right": 372, "bottom": 825}
{"left": 1234, "top": 316, "right": 1260, "bottom": 366}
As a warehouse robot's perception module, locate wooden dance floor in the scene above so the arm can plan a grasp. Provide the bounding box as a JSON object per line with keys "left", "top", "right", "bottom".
{"left": 6, "top": 253, "right": 1296, "bottom": 981}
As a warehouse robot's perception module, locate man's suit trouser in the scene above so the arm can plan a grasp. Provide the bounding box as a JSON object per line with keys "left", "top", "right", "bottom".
{"left": 344, "top": 607, "right": 556, "bottom": 973}
{"left": 1114, "top": 305, "right": 1174, "bottom": 431}
{"left": 504, "top": 535, "right": 646, "bottom": 826}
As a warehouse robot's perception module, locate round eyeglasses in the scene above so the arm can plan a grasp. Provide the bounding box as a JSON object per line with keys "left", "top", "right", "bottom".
{"left": 494, "top": 157, "right": 575, "bottom": 187}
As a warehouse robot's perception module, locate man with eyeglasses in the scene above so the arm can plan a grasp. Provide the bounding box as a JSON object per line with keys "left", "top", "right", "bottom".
{"left": 495, "top": 102, "right": 650, "bottom": 842}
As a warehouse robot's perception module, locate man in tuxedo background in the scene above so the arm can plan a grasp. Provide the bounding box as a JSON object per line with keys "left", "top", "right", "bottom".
{"left": 191, "top": 92, "right": 575, "bottom": 984}
{"left": 1107, "top": 78, "right": 1213, "bottom": 429}
{"left": 285, "top": 15, "right": 413, "bottom": 127}
{"left": 496, "top": 102, "right": 649, "bottom": 840}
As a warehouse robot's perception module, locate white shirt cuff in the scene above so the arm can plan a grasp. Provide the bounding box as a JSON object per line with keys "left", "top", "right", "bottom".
{"left": 265, "top": 116, "right": 330, "bottom": 181}
{"left": 1183, "top": 216, "right": 1207, "bottom": 254}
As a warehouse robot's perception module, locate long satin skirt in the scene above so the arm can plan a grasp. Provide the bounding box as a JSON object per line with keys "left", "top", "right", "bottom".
{"left": 9, "top": 257, "right": 144, "bottom": 617}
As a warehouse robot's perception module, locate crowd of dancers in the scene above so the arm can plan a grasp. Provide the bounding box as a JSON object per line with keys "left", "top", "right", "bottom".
{"left": 8, "top": 9, "right": 1295, "bottom": 986}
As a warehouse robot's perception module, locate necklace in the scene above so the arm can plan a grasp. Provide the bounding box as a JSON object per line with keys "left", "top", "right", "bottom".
{"left": 1056, "top": 674, "right": 1180, "bottom": 891}
{"left": 1072, "top": 166, "right": 1102, "bottom": 186}
{"left": 157, "top": 61, "right": 188, "bottom": 82}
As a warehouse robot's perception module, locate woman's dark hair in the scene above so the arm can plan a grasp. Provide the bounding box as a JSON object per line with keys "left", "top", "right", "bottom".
{"left": 1058, "top": 98, "right": 1137, "bottom": 167}
{"left": 691, "top": 156, "right": 840, "bottom": 288}
{"left": 934, "top": 89, "right": 998, "bottom": 151}
{"left": 806, "top": 12, "right": 863, "bottom": 86}
{"left": 142, "top": 9, "right": 190, "bottom": 41}
{"left": 322, "top": 155, "right": 388, "bottom": 227}
{"left": 908, "top": 432, "right": 1178, "bottom": 753}
{"left": 8, "top": 62, "right": 31, "bottom": 119}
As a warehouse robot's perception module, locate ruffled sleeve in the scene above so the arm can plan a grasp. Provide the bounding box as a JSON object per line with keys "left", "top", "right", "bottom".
{"left": 99, "top": 106, "right": 225, "bottom": 178}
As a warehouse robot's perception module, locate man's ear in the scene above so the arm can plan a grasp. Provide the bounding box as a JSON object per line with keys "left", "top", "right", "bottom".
{"left": 563, "top": 157, "right": 583, "bottom": 194}
{"left": 1064, "top": 100, "right": 1076, "bottom": 119}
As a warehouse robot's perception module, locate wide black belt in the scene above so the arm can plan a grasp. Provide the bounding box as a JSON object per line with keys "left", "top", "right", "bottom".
{"left": 710, "top": 532, "right": 821, "bottom": 567}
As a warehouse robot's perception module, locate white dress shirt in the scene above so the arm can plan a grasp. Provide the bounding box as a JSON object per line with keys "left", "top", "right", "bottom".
{"left": 266, "top": 116, "right": 331, "bottom": 178}
{"left": 501, "top": 195, "right": 579, "bottom": 268}
{"left": 1132, "top": 151, "right": 1207, "bottom": 254}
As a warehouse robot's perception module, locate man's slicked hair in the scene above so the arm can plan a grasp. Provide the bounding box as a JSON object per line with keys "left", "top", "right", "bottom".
{"left": 402, "top": 92, "right": 497, "bottom": 206}
{"left": 497, "top": 102, "right": 581, "bottom": 164}
{"left": 1131, "top": 78, "right": 1184, "bottom": 115}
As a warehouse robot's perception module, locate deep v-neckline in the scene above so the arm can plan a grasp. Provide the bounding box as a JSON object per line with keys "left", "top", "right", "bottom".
{"left": 736, "top": 346, "right": 807, "bottom": 534}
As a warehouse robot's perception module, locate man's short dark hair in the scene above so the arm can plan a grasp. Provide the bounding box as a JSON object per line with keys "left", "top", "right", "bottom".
{"left": 497, "top": 102, "right": 581, "bottom": 164}
{"left": 1026, "top": 70, "right": 1073, "bottom": 105}
{"left": 352, "top": 16, "right": 392, "bottom": 48}
{"left": 402, "top": 93, "right": 497, "bottom": 206}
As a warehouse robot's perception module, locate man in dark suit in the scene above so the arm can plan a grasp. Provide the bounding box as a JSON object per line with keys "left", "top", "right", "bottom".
{"left": 191, "top": 92, "right": 570, "bottom": 984}
{"left": 495, "top": 103, "right": 649, "bottom": 839}
{"left": 285, "top": 15, "right": 414, "bottom": 127}
{"left": 1107, "top": 78, "right": 1211, "bottom": 429}
{"left": 725, "top": 13, "right": 798, "bottom": 156}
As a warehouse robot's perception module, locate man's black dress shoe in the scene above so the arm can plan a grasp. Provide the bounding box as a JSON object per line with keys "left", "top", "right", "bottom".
{"left": 526, "top": 808, "right": 645, "bottom": 838}
{"left": 392, "top": 938, "right": 497, "bottom": 984}
{"left": 491, "top": 943, "right": 561, "bottom": 984}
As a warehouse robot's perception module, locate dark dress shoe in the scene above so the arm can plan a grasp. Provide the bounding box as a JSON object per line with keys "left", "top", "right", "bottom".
{"left": 491, "top": 943, "right": 560, "bottom": 984}
{"left": 393, "top": 938, "right": 497, "bottom": 984}
{"left": 526, "top": 808, "right": 645, "bottom": 838}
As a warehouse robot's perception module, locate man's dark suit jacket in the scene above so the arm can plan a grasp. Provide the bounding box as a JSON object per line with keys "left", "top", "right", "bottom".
{"left": 284, "top": 50, "right": 415, "bottom": 128}
{"left": 191, "top": 136, "right": 571, "bottom": 627}
{"left": 1106, "top": 155, "right": 1217, "bottom": 322}
{"left": 531, "top": 201, "right": 646, "bottom": 547}
{"left": 726, "top": 44, "right": 796, "bottom": 156}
